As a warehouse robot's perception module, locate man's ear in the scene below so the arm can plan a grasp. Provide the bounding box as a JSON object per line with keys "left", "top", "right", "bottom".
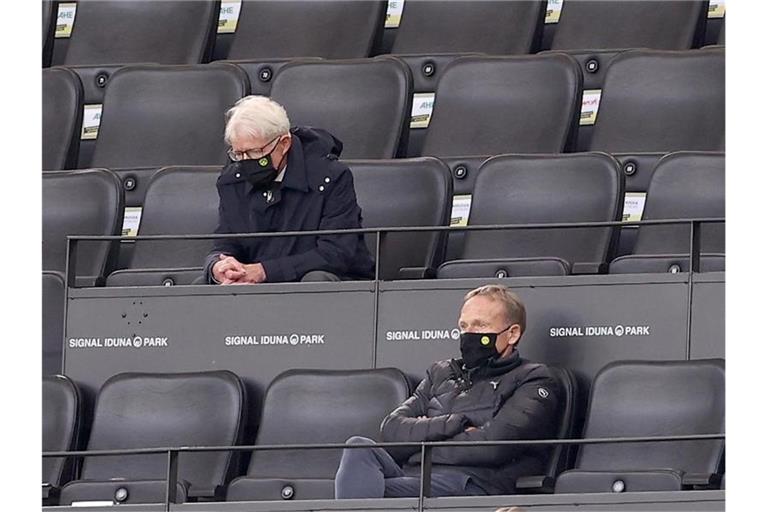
{"left": 508, "top": 324, "right": 522, "bottom": 348}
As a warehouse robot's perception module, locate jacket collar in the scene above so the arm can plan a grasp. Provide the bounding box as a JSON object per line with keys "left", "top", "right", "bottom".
{"left": 469, "top": 349, "right": 523, "bottom": 379}
{"left": 244, "top": 134, "right": 309, "bottom": 195}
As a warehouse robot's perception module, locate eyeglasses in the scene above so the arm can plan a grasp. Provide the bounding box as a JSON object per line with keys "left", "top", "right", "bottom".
{"left": 227, "top": 136, "right": 282, "bottom": 162}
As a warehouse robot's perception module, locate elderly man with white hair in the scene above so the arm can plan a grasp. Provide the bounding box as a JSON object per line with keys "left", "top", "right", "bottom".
{"left": 203, "top": 96, "right": 374, "bottom": 284}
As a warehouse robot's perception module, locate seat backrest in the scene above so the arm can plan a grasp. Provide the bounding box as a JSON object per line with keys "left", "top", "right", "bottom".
{"left": 391, "top": 0, "right": 544, "bottom": 54}
{"left": 128, "top": 166, "right": 222, "bottom": 269}
{"left": 551, "top": 1, "right": 707, "bottom": 50}
{"left": 43, "top": 67, "right": 83, "bottom": 170}
{"left": 270, "top": 58, "right": 412, "bottom": 159}
{"left": 80, "top": 371, "right": 246, "bottom": 491}
{"left": 90, "top": 64, "right": 248, "bottom": 169}
{"left": 575, "top": 360, "right": 724, "bottom": 474}
{"left": 539, "top": 367, "right": 579, "bottom": 484}
{"left": 62, "top": 0, "right": 219, "bottom": 65}
{"left": 228, "top": 0, "right": 386, "bottom": 60}
{"left": 461, "top": 153, "right": 623, "bottom": 266}
{"left": 246, "top": 368, "right": 410, "bottom": 479}
{"left": 590, "top": 48, "right": 725, "bottom": 153}
{"left": 347, "top": 158, "right": 452, "bottom": 279}
{"left": 43, "top": 375, "right": 82, "bottom": 489}
{"left": 633, "top": 152, "right": 725, "bottom": 255}
{"left": 42, "top": 169, "right": 124, "bottom": 281}
{"left": 42, "top": 272, "right": 66, "bottom": 375}
{"left": 421, "top": 54, "right": 582, "bottom": 157}
{"left": 43, "top": 0, "right": 56, "bottom": 66}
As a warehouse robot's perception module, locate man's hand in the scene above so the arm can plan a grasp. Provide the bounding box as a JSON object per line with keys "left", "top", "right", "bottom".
{"left": 213, "top": 255, "right": 268, "bottom": 284}
{"left": 232, "top": 263, "right": 267, "bottom": 284}
{"left": 465, "top": 426, "right": 478, "bottom": 432}
{"left": 212, "top": 254, "right": 247, "bottom": 284}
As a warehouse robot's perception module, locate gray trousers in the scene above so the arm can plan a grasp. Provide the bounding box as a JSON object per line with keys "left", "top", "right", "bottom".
{"left": 334, "top": 436, "right": 486, "bottom": 499}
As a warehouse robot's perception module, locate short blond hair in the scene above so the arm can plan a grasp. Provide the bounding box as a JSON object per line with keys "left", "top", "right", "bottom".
{"left": 224, "top": 95, "right": 290, "bottom": 145}
{"left": 464, "top": 285, "right": 526, "bottom": 335}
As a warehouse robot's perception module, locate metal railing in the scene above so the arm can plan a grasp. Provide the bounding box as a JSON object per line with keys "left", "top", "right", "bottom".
{"left": 65, "top": 217, "right": 725, "bottom": 286}
{"left": 43, "top": 433, "right": 725, "bottom": 512}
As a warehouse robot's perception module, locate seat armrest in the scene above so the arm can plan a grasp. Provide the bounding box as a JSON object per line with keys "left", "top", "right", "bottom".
{"left": 397, "top": 266, "right": 436, "bottom": 280}
{"left": 571, "top": 262, "right": 608, "bottom": 274}
{"left": 515, "top": 475, "right": 555, "bottom": 494}
{"left": 43, "top": 483, "right": 60, "bottom": 504}
{"left": 682, "top": 472, "right": 722, "bottom": 489}
{"left": 187, "top": 484, "right": 224, "bottom": 500}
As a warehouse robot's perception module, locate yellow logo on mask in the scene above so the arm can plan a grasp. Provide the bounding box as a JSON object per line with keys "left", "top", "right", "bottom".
{"left": 481, "top": 336, "right": 491, "bottom": 345}
{"left": 258, "top": 157, "right": 269, "bottom": 167}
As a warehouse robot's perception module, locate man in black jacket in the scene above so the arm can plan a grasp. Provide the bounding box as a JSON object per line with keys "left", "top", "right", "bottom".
{"left": 334, "top": 285, "right": 563, "bottom": 498}
{"left": 203, "top": 95, "right": 374, "bottom": 284}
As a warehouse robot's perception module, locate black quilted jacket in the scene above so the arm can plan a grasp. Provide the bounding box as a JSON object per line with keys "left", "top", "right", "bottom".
{"left": 380, "top": 351, "right": 563, "bottom": 495}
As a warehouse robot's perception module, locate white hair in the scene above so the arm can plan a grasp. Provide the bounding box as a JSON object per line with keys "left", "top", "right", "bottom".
{"left": 224, "top": 95, "right": 291, "bottom": 145}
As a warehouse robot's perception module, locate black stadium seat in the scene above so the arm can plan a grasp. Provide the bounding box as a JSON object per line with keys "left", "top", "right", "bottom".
{"left": 438, "top": 153, "right": 623, "bottom": 278}
{"left": 106, "top": 166, "right": 221, "bottom": 287}
{"left": 42, "top": 0, "right": 56, "bottom": 67}
{"left": 421, "top": 54, "right": 582, "bottom": 157}
{"left": 590, "top": 48, "right": 725, "bottom": 154}
{"left": 548, "top": 1, "right": 708, "bottom": 149}
{"left": 555, "top": 359, "right": 725, "bottom": 493}
{"left": 43, "top": 375, "right": 82, "bottom": 505}
{"left": 227, "top": 368, "right": 410, "bottom": 501}
{"left": 227, "top": 1, "right": 386, "bottom": 60}
{"left": 42, "top": 272, "right": 65, "bottom": 375}
{"left": 270, "top": 58, "right": 413, "bottom": 159}
{"left": 610, "top": 152, "right": 725, "bottom": 274}
{"left": 391, "top": 1, "right": 544, "bottom": 54}
{"left": 388, "top": 1, "right": 546, "bottom": 157}
{"left": 61, "top": 0, "right": 219, "bottom": 65}
{"left": 515, "top": 367, "right": 579, "bottom": 494}
{"left": 43, "top": 67, "right": 83, "bottom": 170}
{"left": 90, "top": 64, "right": 248, "bottom": 169}
{"left": 59, "top": 371, "right": 247, "bottom": 505}
{"left": 226, "top": 57, "right": 323, "bottom": 97}
{"left": 43, "top": 169, "right": 124, "bottom": 285}
{"left": 551, "top": 1, "right": 708, "bottom": 50}
{"left": 347, "top": 158, "right": 453, "bottom": 280}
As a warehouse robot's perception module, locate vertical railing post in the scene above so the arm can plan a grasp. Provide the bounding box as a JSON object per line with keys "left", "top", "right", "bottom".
{"left": 418, "top": 444, "right": 433, "bottom": 512}
{"left": 689, "top": 220, "right": 702, "bottom": 273}
{"left": 685, "top": 220, "right": 703, "bottom": 360}
{"left": 374, "top": 230, "right": 382, "bottom": 282}
{"left": 165, "top": 449, "right": 179, "bottom": 512}
{"left": 65, "top": 237, "right": 78, "bottom": 288}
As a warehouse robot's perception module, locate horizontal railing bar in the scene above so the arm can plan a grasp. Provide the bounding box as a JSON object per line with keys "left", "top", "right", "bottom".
{"left": 68, "top": 217, "right": 725, "bottom": 242}
{"left": 43, "top": 433, "right": 724, "bottom": 458}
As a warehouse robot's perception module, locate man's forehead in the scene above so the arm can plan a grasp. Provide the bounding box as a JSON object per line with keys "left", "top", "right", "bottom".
{"left": 460, "top": 295, "right": 506, "bottom": 318}
{"left": 230, "top": 132, "right": 270, "bottom": 149}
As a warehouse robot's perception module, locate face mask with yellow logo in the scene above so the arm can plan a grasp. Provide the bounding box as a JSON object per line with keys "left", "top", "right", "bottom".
{"left": 225, "top": 155, "right": 279, "bottom": 191}
{"left": 459, "top": 325, "right": 511, "bottom": 369}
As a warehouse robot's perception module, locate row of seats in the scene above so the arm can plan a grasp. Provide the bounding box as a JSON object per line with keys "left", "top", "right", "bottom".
{"left": 43, "top": 48, "right": 725, "bottom": 177}
{"left": 43, "top": 1, "right": 721, "bottom": 69}
{"left": 42, "top": 151, "right": 725, "bottom": 285}
{"left": 41, "top": 152, "right": 725, "bottom": 375}
{"left": 43, "top": 359, "right": 725, "bottom": 505}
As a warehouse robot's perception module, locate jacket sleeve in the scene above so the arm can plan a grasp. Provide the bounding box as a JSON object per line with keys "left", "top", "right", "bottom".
{"left": 381, "top": 366, "right": 468, "bottom": 447}
{"left": 430, "top": 370, "right": 563, "bottom": 467}
{"left": 259, "top": 169, "right": 365, "bottom": 282}
{"left": 204, "top": 190, "right": 246, "bottom": 284}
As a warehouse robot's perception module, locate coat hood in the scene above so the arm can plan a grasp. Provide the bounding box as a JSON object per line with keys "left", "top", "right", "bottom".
{"left": 290, "top": 126, "right": 344, "bottom": 158}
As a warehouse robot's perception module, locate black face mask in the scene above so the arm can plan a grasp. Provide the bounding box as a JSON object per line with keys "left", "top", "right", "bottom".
{"left": 230, "top": 140, "right": 290, "bottom": 192}
{"left": 459, "top": 325, "right": 512, "bottom": 369}
{"left": 225, "top": 154, "right": 280, "bottom": 192}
